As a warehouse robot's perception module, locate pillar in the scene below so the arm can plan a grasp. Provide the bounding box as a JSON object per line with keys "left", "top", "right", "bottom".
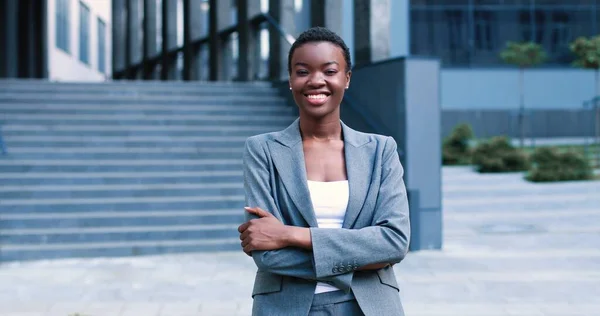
{"left": 268, "top": 0, "right": 296, "bottom": 81}
{"left": 161, "top": 0, "right": 177, "bottom": 80}
{"left": 208, "top": 0, "right": 222, "bottom": 81}
{"left": 353, "top": 0, "right": 408, "bottom": 65}
{"left": 183, "top": 0, "right": 204, "bottom": 80}
{"left": 127, "top": 0, "right": 142, "bottom": 77}
{"left": 143, "top": 0, "right": 157, "bottom": 79}
{"left": 237, "top": 0, "right": 253, "bottom": 81}
{"left": 1, "top": 0, "right": 19, "bottom": 78}
{"left": 311, "top": 0, "right": 355, "bottom": 67}
{"left": 112, "top": 0, "right": 127, "bottom": 77}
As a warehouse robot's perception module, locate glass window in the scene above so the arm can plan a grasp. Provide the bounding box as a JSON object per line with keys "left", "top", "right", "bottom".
{"left": 56, "top": 0, "right": 70, "bottom": 53}
{"left": 409, "top": 1, "right": 599, "bottom": 66}
{"left": 79, "top": 1, "right": 90, "bottom": 65}
{"left": 98, "top": 18, "right": 106, "bottom": 73}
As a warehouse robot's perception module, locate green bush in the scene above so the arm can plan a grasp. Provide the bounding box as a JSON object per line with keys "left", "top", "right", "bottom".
{"left": 526, "top": 147, "right": 593, "bottom": 182}
{"left": 472, "top": 136, "right": 529, "bottom": 173}
{"left": 442, "top": 123, "right": 474, "bottom": 165}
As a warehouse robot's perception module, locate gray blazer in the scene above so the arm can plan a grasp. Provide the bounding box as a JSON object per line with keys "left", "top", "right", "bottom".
{"left": 243, "top": 118, "right": 410, "bottom": 316}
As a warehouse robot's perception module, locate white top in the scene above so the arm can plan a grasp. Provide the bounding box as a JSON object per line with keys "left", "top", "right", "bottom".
{"left": 306, "top": 180, "right": 349, "bottom": 294}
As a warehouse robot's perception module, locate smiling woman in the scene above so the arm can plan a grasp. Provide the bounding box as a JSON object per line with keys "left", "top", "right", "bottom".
{"left": 238, "top": 27, "right": 411, "bottom": 316}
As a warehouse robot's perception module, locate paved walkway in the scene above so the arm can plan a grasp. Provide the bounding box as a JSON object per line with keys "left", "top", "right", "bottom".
{"left": 1, "top": 167, "right": 599, "bottom": 316}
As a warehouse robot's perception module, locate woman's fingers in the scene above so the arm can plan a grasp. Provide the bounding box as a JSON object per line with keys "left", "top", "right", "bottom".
{"left": 244, "top": 206, "right": 273, "bottom": 218}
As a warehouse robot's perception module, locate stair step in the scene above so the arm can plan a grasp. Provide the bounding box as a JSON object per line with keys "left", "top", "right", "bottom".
{"left": 0, "top": 182, "right": 243, "bottom": 192}
{"left": 1, "top": 215, "right": 244, "bottom": 230}
{"left": 0, "top": 113, "right": 295, "bottom": 121}
{"left": 0, "top": 198, "right": 245, "bottom": 214}
{"left": 0, "top": 93, "right": 286, "bottom": 103}
{"left": 0, "top": 125, "right": 291, "bottom": 137}
{"left": 0, "top": 224, "right": 239, "bottom": 244}
{"left": 0, "top": 170, "right": 242, "bottom": 186}
{"left": 0, "top": 79, "right": 288, "bottom": 261}
{"left": 1, "top": 153, "right": 242, "bottom": 161}
{"left": 0, "top": 187, "right": 244, "bottom": 200}
{"left": 0, "top": 108, "right": 294, "bottom": 116}
{"left": 0, "top": 103, "right": 290, "bottom": 110}
{"left": 4, "top": 135, "right": 248, "bottom": 142}
{"left": 0, "top": 238, "right": 241, "bottom": 262}
{"left": 0, "top": 165, "right": 243, "bottom": 173}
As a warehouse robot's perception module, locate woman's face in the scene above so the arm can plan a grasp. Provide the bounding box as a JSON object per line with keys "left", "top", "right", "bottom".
{"left": 289, "top": 41, "right": 351, "bottom": 120}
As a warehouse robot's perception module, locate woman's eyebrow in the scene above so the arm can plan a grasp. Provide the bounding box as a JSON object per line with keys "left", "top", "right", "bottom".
{"left": 294, "top": 61, "right": 339, "bottom": 67}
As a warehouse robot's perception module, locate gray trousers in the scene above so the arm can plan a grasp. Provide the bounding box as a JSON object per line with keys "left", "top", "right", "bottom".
{"left": 308, "top": 290, "right": 365, "bottom": 316}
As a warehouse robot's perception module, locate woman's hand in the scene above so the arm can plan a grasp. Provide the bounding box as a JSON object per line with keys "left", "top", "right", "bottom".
{"left": 238, "top": 207, "right": 291, "bottom": 256}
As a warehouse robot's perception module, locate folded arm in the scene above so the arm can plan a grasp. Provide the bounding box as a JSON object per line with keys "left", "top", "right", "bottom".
{"left": 241, "top": 137, "right": 354, "bottom": 290}
{"left": 307, "top": 137, "right": 411, "bottom": 279}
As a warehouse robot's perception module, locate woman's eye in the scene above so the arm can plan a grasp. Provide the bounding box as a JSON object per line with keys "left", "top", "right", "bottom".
{"left": 296, "top": 70, "right": 308, "bottom": 76}
{"left": 325, "top": 69, "right": 338, "bottom": 75}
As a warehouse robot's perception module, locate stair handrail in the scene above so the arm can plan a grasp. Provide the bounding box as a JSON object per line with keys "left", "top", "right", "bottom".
{"left": 260, "top": 13, "right": 394, "bottom": 145}
{"left": 261, "top": 13, "right": 296, "bottom": 46}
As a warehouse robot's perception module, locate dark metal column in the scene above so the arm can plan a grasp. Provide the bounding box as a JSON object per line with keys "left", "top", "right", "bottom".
{"left": 310, "top": 0, "right": 325, "bottom": 27}
{"left": 38, "top": 0, "right": 48, "bottom": 78}
{"left": 353, "top": 0, "right": 371, "bottom": 66}
{"left": 23, "top": 0, "right": 37, "bottom": 78}
{"left": 0, "top": 1, "right": 5, "bottom": 77}
{"left": 237, "top": 0, "right": 255, "bottom": 81}
{"left": 143, "top": 0, "right": 157, "bottom": 79}
{"left": 161, "top": 0, "right": 177, "bottom": 80}
{"left": 2, "top": 0, "right": 19, "bottom": 78}
{"left": 112, "top": 0, "right": 127, "bottom": 78}
{"left": 183, "top": 0, "right": 203, "bottom": 81}
{"left": 268, "top": 0, "right": 295, "bottom": 81}
{"left": 126, "top": 0, "right": 142, "bottom": 78}
{"left": 208, "top": 0, "right": 222, "bottom": 81}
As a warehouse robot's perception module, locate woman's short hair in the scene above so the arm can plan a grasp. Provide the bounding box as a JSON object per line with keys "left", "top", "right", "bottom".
{"left": 287, "top": 26, "right": 352, "bottom": 73}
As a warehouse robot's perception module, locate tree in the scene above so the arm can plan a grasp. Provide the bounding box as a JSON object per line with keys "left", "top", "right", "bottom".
{"left": 570, "top": 35, "right": 600, "bottom": 97}
{"left": 500, "top": 41, "right": 547, "bottom": 148}
{"left": 571, "top": 35, "right": 600, "bottom": 166}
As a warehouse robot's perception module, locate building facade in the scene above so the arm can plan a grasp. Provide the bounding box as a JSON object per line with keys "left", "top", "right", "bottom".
{"left": 0, "top": 0, "right": 112, "bottom": 81}
{"left": 110, "top": 0, "right": 409, "bottom": 81}
{"left": 410, "top": 0, "right": 599, "bottom": 138}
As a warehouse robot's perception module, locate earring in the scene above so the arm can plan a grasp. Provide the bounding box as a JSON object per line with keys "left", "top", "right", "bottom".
{"left": 289, "top": 87, "right": 292, "bottom": 90}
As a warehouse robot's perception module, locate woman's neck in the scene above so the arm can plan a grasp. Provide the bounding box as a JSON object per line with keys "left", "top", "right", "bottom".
{"left": 299, "top": 115, "right": 342, "bottom": 141}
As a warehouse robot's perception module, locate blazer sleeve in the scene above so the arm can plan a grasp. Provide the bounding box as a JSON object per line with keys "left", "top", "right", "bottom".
{"left": 310, "top": 136, "right": 411, "bottom": 279}
{"left": 243, "top": 137, "right": 354, "bottom": 291}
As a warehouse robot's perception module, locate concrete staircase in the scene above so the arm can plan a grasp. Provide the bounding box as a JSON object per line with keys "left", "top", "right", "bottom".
{"left": 0, "top": 80, "right": 296, "bottom": 262}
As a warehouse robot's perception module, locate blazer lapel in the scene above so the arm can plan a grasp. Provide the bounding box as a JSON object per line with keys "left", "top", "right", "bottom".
{"left": 268, "top": 119, "right": 373, "bottom": 229}
{"left": 341, "top": 122, "right": 373, "bottom": 229}
{"left": 269, "top": 119, "right": 319, "bottom": 227}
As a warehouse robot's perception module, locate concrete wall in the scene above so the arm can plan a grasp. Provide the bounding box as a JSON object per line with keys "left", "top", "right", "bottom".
{"left": 440, "top": 68, "right": 598, "bottom": 138}
{"left": 342, "top": 57, "right": 443, "bottom": 251}
{"left": 47, "top": 0, "right": 112, "bottom": 81}
{"left": 442, "top": 69, "right": 598, "bottom": 110}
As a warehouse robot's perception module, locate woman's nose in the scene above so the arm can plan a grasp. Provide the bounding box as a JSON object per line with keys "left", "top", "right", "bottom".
{"left": 308, "top": 73, "right": 325, "bottom": 86}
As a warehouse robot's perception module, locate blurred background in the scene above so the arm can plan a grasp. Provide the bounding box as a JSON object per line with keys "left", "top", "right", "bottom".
{"left": 0, "top": 1, "right": 599, "bottom": 315}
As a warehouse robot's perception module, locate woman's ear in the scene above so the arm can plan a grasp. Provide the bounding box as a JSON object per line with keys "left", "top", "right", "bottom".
{"left": 345, "top": 71, "right": 352, "bottom": 89}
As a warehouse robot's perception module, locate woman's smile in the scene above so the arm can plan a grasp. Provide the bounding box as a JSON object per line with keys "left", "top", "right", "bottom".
{"left": 305, "top": 92, "right": 331, "bottom": 106}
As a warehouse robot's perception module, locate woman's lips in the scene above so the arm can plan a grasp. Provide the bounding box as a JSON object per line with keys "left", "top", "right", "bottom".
{"left": 305, "top": 93, "right": 330, "bottom": 106}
